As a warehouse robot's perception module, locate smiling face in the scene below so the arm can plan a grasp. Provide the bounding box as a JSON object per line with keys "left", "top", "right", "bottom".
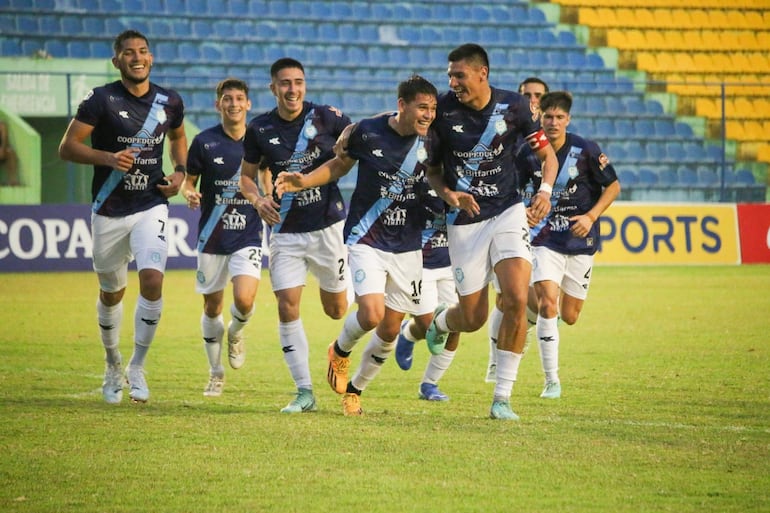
{"left": 447, "top": 58, "right": 489, "bottom": 110}
{"left": 270, "top": 66, "right": 306, "bottom": 121}
{"left": 216, "top": 87, "right": 251, "bottom": 126}
{"left": 112, "top": 37, "right": 152, "bottom": 86}
{"left": 396, "top": 92, "right": 437, "bottom": 137}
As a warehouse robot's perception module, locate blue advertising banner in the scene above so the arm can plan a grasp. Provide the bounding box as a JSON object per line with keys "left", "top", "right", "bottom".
{"left": 0, "top": 205, "right": 199, "bottom": 272}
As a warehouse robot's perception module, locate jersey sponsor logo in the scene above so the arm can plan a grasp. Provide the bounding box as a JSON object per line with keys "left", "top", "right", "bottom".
{"left": 221, "top": 211, "right": 247, "bottom": 231}
{"left": 383, "top": 206, "right": 407, "bottom": 226}
{"left": 124, "top": 170, "right": 149, "bottom": 191}
{"left": 296, "top": 187, "right": 322, "bottom": 206}
{"left": 213, "top": 157, "right": 224, "bottom": 165}
{"left": 452, "top": 124, "right": 464, "bottom": 133}
{"left": 269, "top": 137, "right": 280, "bottom": 145}
{"left": 372, "top": 149, "right": 384, "bottom": 157}
{"left": 119, "top": 110, "right": 129, "bottom": 119}
{"left": 467, "top": 180, "right": 499, "bottom": 197}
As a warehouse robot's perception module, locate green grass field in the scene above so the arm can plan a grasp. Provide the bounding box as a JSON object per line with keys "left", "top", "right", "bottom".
{"left": 1, "top": 266, "right": 769, "bottom": 512}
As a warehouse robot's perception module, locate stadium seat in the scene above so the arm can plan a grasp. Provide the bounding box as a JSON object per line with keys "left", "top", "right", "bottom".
{"left": 676, "top": 166, "right": 699, "bottom": 186}
{"left": 734, "top": 169, "right": 756, "bottom": 186}
{"left": 617, "top": 169, "right": 639, "bottom": 186}
{"left": 637, "top": 168, "right": 659, "bottom": 186}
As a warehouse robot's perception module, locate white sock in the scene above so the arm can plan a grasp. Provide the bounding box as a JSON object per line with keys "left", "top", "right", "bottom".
{"left": 351, "top": 332, "right": 395, "bottom": 392}
{"left": 97, "top": 299, "right": 123, "bottom": 365}
{"left": 228, "top": 303, "right": 253, "bottom": 335}
{"left": 280, "top": 319, "right": 312, "bottom": 389}
{"left": 487, "top": 306, "right": 503, "bottom": 367}
{"left": 201, "top": 312, "right": 224, "bottom": 376}
{"left": 401, "top": 319, "right": 419, "bottom": 342}
{"left": 337, "top": 312, "right": 368, "bottom": 353}
{"left": 130, "top": 295, "right": 162, "bottom": 368}
{"left": 493, "top": 349, "right": 522, "bottom": 401}
{"left": 434, "top": 306, "right": 452, "bottom": 332}
{"left": 537, "top": 315, "right": 560, "bottom": 384}
{"left": 422, "top": 349, "right": 456, "bottom": 385}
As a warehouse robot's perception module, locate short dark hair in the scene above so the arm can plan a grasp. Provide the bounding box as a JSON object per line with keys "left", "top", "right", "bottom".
{"left": 539, "top": 91, "right": 573, "bottom": 113}
{"left": 397, "top": 74, "right": 438, "bottom": 104}
{"left": 270, "top": 57, "right": 305, "bottom": 78}
{"left": 216, "top": 78, "right": 249, "bottom": 98}
{"left": 518, "top": 77, "right": 550, "bottom": 94}
{"left": 113, "top": 30, "right": 149, "bottom": 56}
{"left": 447, "top": 43, "right": 489, "bottom": 69}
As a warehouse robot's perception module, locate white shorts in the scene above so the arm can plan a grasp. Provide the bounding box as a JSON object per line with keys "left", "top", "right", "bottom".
{"left": 447, "top": 203, "right": 532, "bottom": 297}
{"left": 195, "top": 246, "right": 263, "bottom": 295}
{"left": 532, "top": 246, "right": 593, "bottom": 300}
{"left": 348, "top": 244, "right": 423, "bottom": 315}
{"left": 91, "top": 204, "right": 168, "bottom": 292}
{"left": 415, "top": 266, "right": 456, "bottom": 316}
{"left": 269, "top": 221, "right": 348, "bottom": 293}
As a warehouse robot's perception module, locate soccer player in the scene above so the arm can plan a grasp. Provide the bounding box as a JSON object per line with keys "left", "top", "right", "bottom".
{"left": 485, "top": 76, "right": 550, "bottom": 383}
{"left": 275, "top": 75, "right": 439, "bottom": 416}
{"left": 424, "top": 43, "right": 558, "bottom": 420}
{"left": 58, "top": 29, "right": 187, "bottom": 404}
{"left": 238, "top": 58, "right": 351, "bottom": 413}
{"left": 393, "top": 177, "right": 459, "bottom": 402}
{"left": 181, "top": 78, "right": 264, "bottom": 398}
{"left": 516, "top": 91, "right": 621, "bottom": 399}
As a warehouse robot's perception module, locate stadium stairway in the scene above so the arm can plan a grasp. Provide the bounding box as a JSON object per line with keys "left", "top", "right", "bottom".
{"left": 0, "top": 0, "right": 766, "bottom": 201}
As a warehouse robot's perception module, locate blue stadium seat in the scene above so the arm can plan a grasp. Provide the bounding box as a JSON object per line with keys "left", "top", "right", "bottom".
{"left": 697, "top": 168, "right": 719, "bottom": 187}
{"left": 60, "top": 15, "right": 83, "bottom": 35}
{"left": 665, "top": 142, "right": 687, "bottom": 162}
{"left": 586, "top": 53, "right": 605, "bottom": 69}
{"left": 17, "top": 15, "right": 39, "bottom": 33}
{"left": 68, "top": 40, "right": 91, "bottom": 58}
{"left": 557, "top": 30, "right": 578, "bottom": 47}
{"left": 637, "top": 168, "right": 659, "bottom": 186}
{"left": 656, "top": 168, "right": 676, "bottom": 184}
{"left": 179, "top": 42, "right": 201, "bottom": 61}
{"left": 635, "top": 119, "right": 655, "bottom": 138}
{"left": 1, "top": 37, "right": 22, "bottom": 56}
{"left": 623, "top": 97, "right": 646, "bottom": 115}
{"left": 617, "top": 170, "right": 639, "bottom": 187}
{"left": 90, "top": 41, "right": 112, "bottom": 59}
{"left": 734, "top": 169, "right": 756, "bottom": 186}
{"left": 676, "top": 166, "right": 698, "bottom": 186}
{"left": 654, "top": 119, "right": 676, "bottom": 138}
{"left": 675, "top": 121, "right": 694, "bottom": 138}
{"left": 614, "top": 118, "right": 633, "bottom": 137}
{"left": 594, "top": 119, "right": 615, "bottom": 137}
{"left": 624, "top": 141, "right": 647, "bottom": 162}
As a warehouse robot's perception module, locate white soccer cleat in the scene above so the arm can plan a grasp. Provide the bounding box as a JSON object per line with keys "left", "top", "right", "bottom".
{"left": 203, "top": 375, "right": 224, "bottom": 397}
{"left": 102, "top": 363, "right": 124, "bottom": 404}
{"left": 227, "top": 323, "right": 246, "bottom": 370}
{"left": 126, "top": 366, "right": 150, "bottom": 403}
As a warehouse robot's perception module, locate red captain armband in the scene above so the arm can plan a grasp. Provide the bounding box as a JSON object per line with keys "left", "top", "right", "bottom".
{"left": 526, "top": 129, "right": 549, "bottom": 151}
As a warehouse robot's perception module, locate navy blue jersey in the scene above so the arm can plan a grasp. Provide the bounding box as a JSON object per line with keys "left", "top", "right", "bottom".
{"left": 429, "top": 87, "right": 539, "bottom": 226}
{"left": 417, "top": 178, "right": 450, "bottom": 269}
{"left": 187, "top": 124, "right": 263, "bottom": 255}
{"left": 243, "top": 101, "right": 349, "bottom": 233}
{"left": 517, "top": 132, "right": 618, "bottom": 255}
{"left": 344, "top": 114, "right": 430, "bottom": 254}
{"left": 74, "top": 80, "right": 185, "bottom": 216}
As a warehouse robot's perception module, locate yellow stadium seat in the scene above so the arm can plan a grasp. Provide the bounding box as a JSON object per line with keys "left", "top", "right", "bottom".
{"left": 742, "top": 11, "right": 764, "bottom": 29}
{"left": 635, "top": 52, "right": 658, "bottom": 71}
{"left": 742, "top": 121, "right": 764, "bottom": 141}
{"left": 747, "top": 52, "right": 769, "bottom": 72}
{"left": 725, "top": 120, "right": 746, "bottom": 140}
{"left": 689, "top": 9, "right": 710, "bottom": 27}
{"left": 695, "top": 97, "right": 720, "bottom": 118}
{"left": 709, "top": 10, "right": 731, "bottom": 29}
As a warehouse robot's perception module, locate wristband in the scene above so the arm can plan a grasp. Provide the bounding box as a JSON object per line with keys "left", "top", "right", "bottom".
{"left": 586, "top": 212, "right": 597, "bottom": 223}
{"left": 538, "top": 182, "right": 553, "bottom": 195}
{"left": 174, "top": 165, "right": 186, "bottom": 173}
